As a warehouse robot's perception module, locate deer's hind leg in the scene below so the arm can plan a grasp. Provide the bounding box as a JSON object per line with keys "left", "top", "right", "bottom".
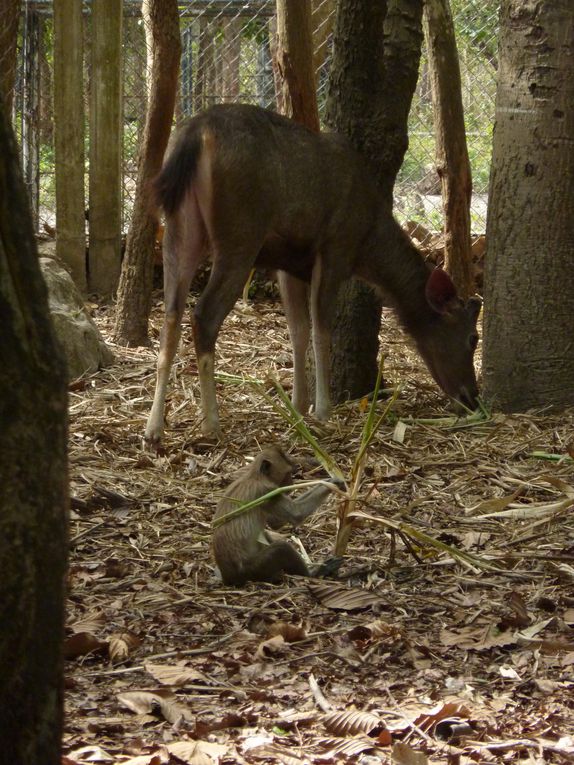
{"left": 278, "top": 271, "right": 311, "bottom": 414}
{"left": 192, "top": 250, "right": 260, "bottom": 436}
{"left": 309, "top": 248, "right": 350, "bottom": 421}
{"left": 145, "top": 194, "right": 206, "bottom": 444}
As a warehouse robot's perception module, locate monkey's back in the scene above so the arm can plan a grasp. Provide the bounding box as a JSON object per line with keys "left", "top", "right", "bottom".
{"left": 212, "top": 475, "right": 274, "bottom": 585}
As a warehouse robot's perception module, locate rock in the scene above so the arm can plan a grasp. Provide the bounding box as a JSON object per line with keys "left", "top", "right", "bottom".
{"left": 38, "top": 248, "right": 114, "bottom": 380}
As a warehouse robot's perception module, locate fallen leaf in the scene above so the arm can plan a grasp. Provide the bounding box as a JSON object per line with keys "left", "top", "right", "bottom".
{"left": 117, "top": 690, "right": 193, "bottom": 724}
{"left": 68, "top": 611, "right": 106, "bottom": 634}
{"left": 64, "top": 632, "right": 108, "bottom": 659}
{"left": 315, "top": 735, "right": 382, "bottom": 758}
{"left": 414, "top": 701, "right": 471, "bottom": 733}
{"left": 166, "top": 740, "right": 229, "bottom": 764}
{"left": 145, "top": 662, "right": 208, "bottom": 687}
{"left": 440, "top": 624, "right": 517, "bottom": 650}
{"left": 323, "top": 708, "right": 382, "bottom": 736}
{"left": 307, "top": 581, "right": 382, "bottom": 610}
{"left": 392, "top": 742, "right": 429, "bottom": 764}
{"left": 67, "top": 745, "right": 114, "bottom": 762}
{"left": 109, "top": 632, "right": 140, "bottom": 663}
{"left": 499, "top": 665, "right": 521, "bottom": 680}
{"left": 255, "top": 633, "right": 286, "bottom": 659}
{"left": 267, "top": 621, "right": 308, "bottom": 643}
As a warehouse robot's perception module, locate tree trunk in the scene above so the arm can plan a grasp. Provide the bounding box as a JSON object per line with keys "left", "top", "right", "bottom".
{"left": 113, "top": 0, "right": 181, "bottom": 346}
{"left": 0, "top": 0, "right": 20, "bottom": 115}
{"left": 21, "top": 7, "right": 41, "bottom": 227}
{"left": 274, "top": 0, "right": 320, "bottom": 131}
{"left": 0, "top": 95, "right": 68, "bottom": 765}
{"left": 424, "top": 0, "right": 474, "bottom": 298}
{"left": 325, "top": 0, "right": 423, "bottom": 403}
{"left": 221, "top": 17, "right": 241, "bottom": 102}
{"left": 89, "top": 0, "right": 123, "bottom": 296}
{"left": 54, "top": 0, "right": 86, "bottom": 290}
{"left": 483, "top": 0, "right": 574, "bottom": 411}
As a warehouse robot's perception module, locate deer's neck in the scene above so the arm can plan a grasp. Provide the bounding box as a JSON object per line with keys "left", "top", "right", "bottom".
{"left": 360, "top": 216, "right": 435, "bottom": 336}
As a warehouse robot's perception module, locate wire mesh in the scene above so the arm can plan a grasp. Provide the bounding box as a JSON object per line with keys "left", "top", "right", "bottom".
{"left": 1, "top": 0, "right": 499, "bottom": 236}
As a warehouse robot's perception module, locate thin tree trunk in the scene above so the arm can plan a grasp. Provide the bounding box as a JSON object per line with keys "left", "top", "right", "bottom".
{"left": 0, "top": 93, "right": 68, "bottom": 765}
{"left": 21, "top": 7, "right": 41, "bottom": 227}
{"left": 483, "top": 0, "right": 574, "bottom": 411}
{"left": 113, "top": 0, "right": 181, "bottom": 346}
{"left": 0, "top": 0, "right": 20, "bottom": 115}
{"left": 325, "top": 0, "right": 424, "bottom": 403}
{"left": 273, "top": 0, "right": 320, "bottom": 407}
{"left": 274, "top": 0, "right": 319, "bottom": 131}
{"left": 424, "top": 0, "right": 474, "bottom": 298}
{"left": 89, "top": 0, "right": 123, "bottom": 296}
{"left": 54, "top": 0, "right": 86, "bottom": 290}
{"left": 221, "top": 17, "right": 241, "bottom": 101}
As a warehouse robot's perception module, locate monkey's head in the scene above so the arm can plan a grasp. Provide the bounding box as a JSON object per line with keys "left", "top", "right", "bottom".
{"left": 257, "top": 445, "right": 295, "bottom": 487}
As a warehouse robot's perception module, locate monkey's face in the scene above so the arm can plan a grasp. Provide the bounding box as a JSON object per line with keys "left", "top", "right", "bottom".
{"left": 259, "top": 447, "right": 295, "bottom": 487}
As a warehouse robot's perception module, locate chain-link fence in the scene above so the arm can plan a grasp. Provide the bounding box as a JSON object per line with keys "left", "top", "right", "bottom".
{"left": 2, "top": 0, "right": 498, "bottom": 236}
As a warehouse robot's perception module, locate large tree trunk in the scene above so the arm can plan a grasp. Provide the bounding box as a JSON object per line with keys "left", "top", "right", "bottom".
{"left": 0, "top": 0, "right": 20, "bottom": 115}
{"left": 424, "top": 0, "right": 474, "bottom": 299}
{"left": 113, "top": 0, "right": 181, "bottom": 346}
{"left": 325, "top": 0, "right": 423, "bottom": 403}
{"left": 0, "top": 96, "right": 68, "bottom": 765}
{"left": 483, "top": 0, "right": 574, "bottom": 411}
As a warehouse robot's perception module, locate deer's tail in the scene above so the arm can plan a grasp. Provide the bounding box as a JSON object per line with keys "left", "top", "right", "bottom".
{"left": 153, "top": 127, "right": 203, "bottom": 218}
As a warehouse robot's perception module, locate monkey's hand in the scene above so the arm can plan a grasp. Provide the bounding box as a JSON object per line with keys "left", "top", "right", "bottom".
{"left": 310, "top": 556, "right": 344, "bottom": 579}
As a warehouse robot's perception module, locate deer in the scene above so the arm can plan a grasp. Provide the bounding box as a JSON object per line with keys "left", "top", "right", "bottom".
{"left": 145, "top": 103, "right": 481, "bottom": 442}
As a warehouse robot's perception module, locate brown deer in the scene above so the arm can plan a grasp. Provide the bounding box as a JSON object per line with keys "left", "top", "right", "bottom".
{"left": 145, "top": 104, "right": 481, "bottom": 441}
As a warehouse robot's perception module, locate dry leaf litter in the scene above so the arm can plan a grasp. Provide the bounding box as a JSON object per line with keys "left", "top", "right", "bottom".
{"left": 64, "top": 289, "right": 574, "bottom": 765}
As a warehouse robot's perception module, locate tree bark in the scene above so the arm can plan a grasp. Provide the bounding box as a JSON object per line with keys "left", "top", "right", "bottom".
{"left": 274, "top": 0, "right": 320, "bottom": 131}
{"left": 0, "top": 94, "right": 68, "bottom": 765}
{"left": 54, "top": 0, "right": 86, "bottom": 290}
{"left": 483, "top": 0, "right": 574, "bottom": 411}
{"left": 325, "top": 0, "right": 424, "bottom": 403}
{"left": 221, "top": 17, "right": 241, "bottom": 102}
{"left": 424, "top": 0, "right": 474, "bottom": 298}
{"left": 113, "top": 0, "right": 181, "bottom": 346}
{"left": 0, "top": 0, "right": 20, "bottom": 115}
{"left": 89, "top": 0, "right": 123, "bottom": 296}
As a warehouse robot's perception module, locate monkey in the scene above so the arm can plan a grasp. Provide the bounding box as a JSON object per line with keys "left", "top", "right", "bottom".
{"left": 212, "top": 445, "right": 341, "bottom": 586}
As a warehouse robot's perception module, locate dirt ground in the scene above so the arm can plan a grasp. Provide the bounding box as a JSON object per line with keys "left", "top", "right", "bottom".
{"left": 63, "top": 293, "right": 574, "bottom": 765}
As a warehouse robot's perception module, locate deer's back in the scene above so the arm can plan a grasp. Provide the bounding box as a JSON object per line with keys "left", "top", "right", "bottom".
{"left": 175, "top": 104, "right": 382, "bottom": 278}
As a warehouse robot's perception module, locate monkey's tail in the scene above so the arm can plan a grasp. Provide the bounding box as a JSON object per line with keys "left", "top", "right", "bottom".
{"left": 153, "top": 125, "right": 203, "bottom": 218}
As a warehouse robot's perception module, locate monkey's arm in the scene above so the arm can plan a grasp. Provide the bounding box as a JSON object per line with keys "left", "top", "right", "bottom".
{"left": 266, "top": 483, "right": 336, "bottom": 529}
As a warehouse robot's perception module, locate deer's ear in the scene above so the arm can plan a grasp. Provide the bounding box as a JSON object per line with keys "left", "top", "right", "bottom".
{"left": 425, "top": 269, "right": 459, "bottom": 315}
{"left": 260, "top": 459, "right": 272, "bottom": 476}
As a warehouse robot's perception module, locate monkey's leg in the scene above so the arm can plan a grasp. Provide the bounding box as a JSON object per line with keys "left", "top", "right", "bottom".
{"left": 244, "top": 541, "right": 310, "bottom": 584}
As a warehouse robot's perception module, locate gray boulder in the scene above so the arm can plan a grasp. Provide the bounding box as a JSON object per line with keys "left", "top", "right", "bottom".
{"left": 38, "top": 247, "right": 114, "bottom": 380}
